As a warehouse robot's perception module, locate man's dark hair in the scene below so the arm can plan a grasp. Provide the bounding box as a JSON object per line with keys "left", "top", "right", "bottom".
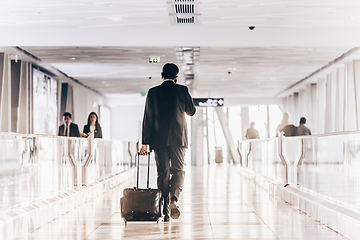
{"left": 162, "top": 63, "right": 179, "bottom": 80}
{"left": 300, "top": 117, "right": 306, "bottom": 124}
{"left": 63, "top": 112, "right": 72, "bottom": 118}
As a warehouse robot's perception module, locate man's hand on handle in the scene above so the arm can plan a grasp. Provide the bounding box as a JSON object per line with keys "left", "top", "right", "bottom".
{"left": 140, "top": 144, "right": 148, "bottom": 156}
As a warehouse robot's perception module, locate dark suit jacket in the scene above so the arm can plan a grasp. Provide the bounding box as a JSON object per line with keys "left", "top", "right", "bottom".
{"left": 58, "top": 123, "right": 80, "bottom": 137}
{"left": 281, "top": 124, "right": 298, "bottom": 137}
{"left": 83, "top": 125, "right": 103, "bottom": 138}
{"left": 142, "top": 80, "right": 196, "bottom": 150}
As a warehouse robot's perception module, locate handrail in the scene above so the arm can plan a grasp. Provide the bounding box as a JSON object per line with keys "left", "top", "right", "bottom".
{"left": 239, "top": 129, "right": 360, "bottom": 144}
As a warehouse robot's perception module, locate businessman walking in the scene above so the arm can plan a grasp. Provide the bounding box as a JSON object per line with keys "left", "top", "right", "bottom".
{"left": 140, "top": 63, "right": 196, "bottom": 221}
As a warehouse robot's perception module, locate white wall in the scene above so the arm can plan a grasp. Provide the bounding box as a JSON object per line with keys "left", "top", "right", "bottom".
{"left": 110, "top": 106, "right": 144, "bottom": 142}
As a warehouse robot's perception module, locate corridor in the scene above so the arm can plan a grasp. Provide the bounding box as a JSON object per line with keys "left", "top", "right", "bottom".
{"left": 16, "top": 163, "right": 346, "bottom": 240}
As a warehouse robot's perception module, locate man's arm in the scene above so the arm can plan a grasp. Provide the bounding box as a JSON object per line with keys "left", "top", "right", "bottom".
{"left": 140, "top": 90, "right": 152, "bottom": 155}
{"left": 184, "top": 87, "right": 196, "bottom": 116}
{"left": 74, "top": 124, "right": 80, "bottom": 137}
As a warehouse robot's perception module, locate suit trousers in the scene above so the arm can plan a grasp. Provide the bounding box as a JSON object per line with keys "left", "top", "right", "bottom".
{"left": 154, "top": 146, "right": 186, "bottom": 214}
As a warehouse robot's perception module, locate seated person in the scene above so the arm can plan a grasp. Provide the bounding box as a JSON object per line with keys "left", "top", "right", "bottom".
{"left": 280, "top": 124, "right": 298, "bottom": 137}
{"left": 81, "top": 112, "right": 103, "bottom": 138}
{"left": 297, "top": 117, "right": 312, "bottom": 136}
{"left": 58, "top": 112, "right": 80, "bottom": 137}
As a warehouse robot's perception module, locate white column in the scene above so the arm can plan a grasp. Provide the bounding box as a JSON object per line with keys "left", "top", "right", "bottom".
{"left": 191, "top": 108, "right": 204, "bottom": 166}
{"left": 289, "top": 94, "right": 294, "bottom": 124}
{"left": 353, "top": 60, "right": 360, "bottom": 130}
{"left": 325, "top": 74, "right": 333, "bottom": 133}
{"left": 318, "top": 78, "right": 326, "bottom": 134}
{"left": 293, "top": 92, "right": 299, "bottom": 125}
{"left": 305, "top": 84, "right": 313, "bottom": 130}
{"left": 335, "top": 69, "right": 340, "bottom": 132}
{"left": 299, "top": 88, "right": 306, "bottom": 120}
{"left": 241, "top": 107, "right": 250, "bottom": 140}
{"left": 346, "top": 61, "right": 358, "bottom": 131}
{"left": 338, "top": 66, "right": 345, "bottom": 132}
{"left": 311, "top": 83, "right": 318, "bottom": 134}
{"left": 331, "top": 72, "right": 337, "bottom": 131}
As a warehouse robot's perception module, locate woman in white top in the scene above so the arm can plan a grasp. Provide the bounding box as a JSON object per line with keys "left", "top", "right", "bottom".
{"left": 82, "top": 112, "right": 103, "bottom": 138}
{"left": 276, "top": 112, "right": 290, "bottom": 137}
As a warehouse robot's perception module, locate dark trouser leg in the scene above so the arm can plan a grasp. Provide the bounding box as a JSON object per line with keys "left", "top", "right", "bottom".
{"left": 169, "top": 146, "right": 186, "bottom": 202}
{"left": 154, "top": 147, "right": 170, "bottom": 215}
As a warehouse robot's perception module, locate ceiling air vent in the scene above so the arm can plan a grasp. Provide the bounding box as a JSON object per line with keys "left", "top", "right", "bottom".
{"left": 177, "top": 16, "right": 194, "bottom": 24}
{"left": 175, "top": 1, "right": 194, "bottom": 14}
{"left": 167, "top": 0, "right": 202, "bottom": 25}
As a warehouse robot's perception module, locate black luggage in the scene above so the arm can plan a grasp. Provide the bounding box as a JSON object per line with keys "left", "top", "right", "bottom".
{"left": 120, "top": 151, "right": 162, "bottom": 225}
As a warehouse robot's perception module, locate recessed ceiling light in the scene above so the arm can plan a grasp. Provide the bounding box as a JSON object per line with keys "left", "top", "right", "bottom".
{"left": 71, "top": 57, "right": 75, "bottom": 60}
{"left": 108, "top": 16, "right": 122, "bottom": 21}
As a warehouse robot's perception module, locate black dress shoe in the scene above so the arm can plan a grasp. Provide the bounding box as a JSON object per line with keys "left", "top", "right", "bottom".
{"left": 170, "top": 201, "right": 180, "bottom": 219}
{"left": 164, "top": 214, "right": 171, "bottom": 222}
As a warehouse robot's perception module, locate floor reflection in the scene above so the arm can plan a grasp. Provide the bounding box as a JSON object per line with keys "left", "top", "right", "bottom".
{"left": 17, "top": 163, "right": 346, "bottom": 240}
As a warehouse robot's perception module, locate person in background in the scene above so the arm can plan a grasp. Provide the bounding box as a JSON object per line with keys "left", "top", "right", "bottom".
{"left": 58, "top": 112, "right": 80, "bottom": 137}
{"left": 276, "top": 112, "right": 290, "bottom": 137}
{"left": 280, "top": 124, "right": 298, "bottom": 137}
{"left": 297, "top": 117, "right": 312, "bottom": 136}
{"left": 81, "top": 112, "right": 103, "bottom": 138}
{"left": 245, "top": 122, "right": 260, "bottom": 139}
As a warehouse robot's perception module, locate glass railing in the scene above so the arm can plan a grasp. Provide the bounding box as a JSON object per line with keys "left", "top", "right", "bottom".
{"left": 0, "top": 133, "right": 137, "bottom": 213}
{"left": 239, "top": 138, "right": 285, "bottom": 184}
{"left": 239, "top": 131, "right": 360, "bottom": 213}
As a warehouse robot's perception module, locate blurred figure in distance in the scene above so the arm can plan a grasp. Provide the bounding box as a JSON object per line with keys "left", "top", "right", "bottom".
{"left": 245, "top": 122, "right": 260, "bottom": 139}
{"left": 276, "top": 112, "right": 290, "bottom": 137}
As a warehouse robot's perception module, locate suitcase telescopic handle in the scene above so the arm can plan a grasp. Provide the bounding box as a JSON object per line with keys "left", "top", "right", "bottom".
{"left": 136, "top": 151, "right": 152, "bottom": 189}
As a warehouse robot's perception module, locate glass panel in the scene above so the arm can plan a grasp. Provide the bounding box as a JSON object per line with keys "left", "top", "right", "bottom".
{"left": 241, "top": 138, "right": 284, "bottom": 184}
{"left": 240, "top": 131, "right": 360, "bottom": 213}
{"left": 0, "top": 133, "right": 134, "bottom": 214}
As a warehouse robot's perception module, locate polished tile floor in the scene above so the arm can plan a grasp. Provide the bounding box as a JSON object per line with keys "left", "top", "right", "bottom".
{"left": 16, "top": 163, "right": 346, "bottom": 240}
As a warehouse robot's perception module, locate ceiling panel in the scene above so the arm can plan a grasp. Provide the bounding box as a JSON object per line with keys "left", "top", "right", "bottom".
{"left": 21, "top": 46, "right": 353, "bottom": 98}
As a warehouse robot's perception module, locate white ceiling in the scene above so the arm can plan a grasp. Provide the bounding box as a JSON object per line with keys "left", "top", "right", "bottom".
{"left": 1, "top": 0, "right": 360, "bottom": 29}
{"left": 1, "top": 0, "right": 360, "bottom": 98}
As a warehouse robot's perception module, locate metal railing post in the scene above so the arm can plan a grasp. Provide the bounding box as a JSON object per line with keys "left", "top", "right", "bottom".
{"left": 246, "top": 142, "right": 252, "bottom": 168}
{"left": 82, "top": 134, "right": 94, "bottom": 186}
{"left": 127, "top": 142, "right": 133, "bottom": 167}
{"left": 237, "top": 140, "right": 242, "bottom": 166}
{"left": 294, "top": 138, "right": 305, "bottom": 185}
{"left": 278, "top": 132, "right": 290, "bottom": 187}
{"left": 67, "top": 139, "right": 78, "bottom": 186}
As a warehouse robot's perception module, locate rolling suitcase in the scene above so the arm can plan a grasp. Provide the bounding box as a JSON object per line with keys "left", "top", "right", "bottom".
{"left": 120, "top": 151, "right": 162, "bottom": 225}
